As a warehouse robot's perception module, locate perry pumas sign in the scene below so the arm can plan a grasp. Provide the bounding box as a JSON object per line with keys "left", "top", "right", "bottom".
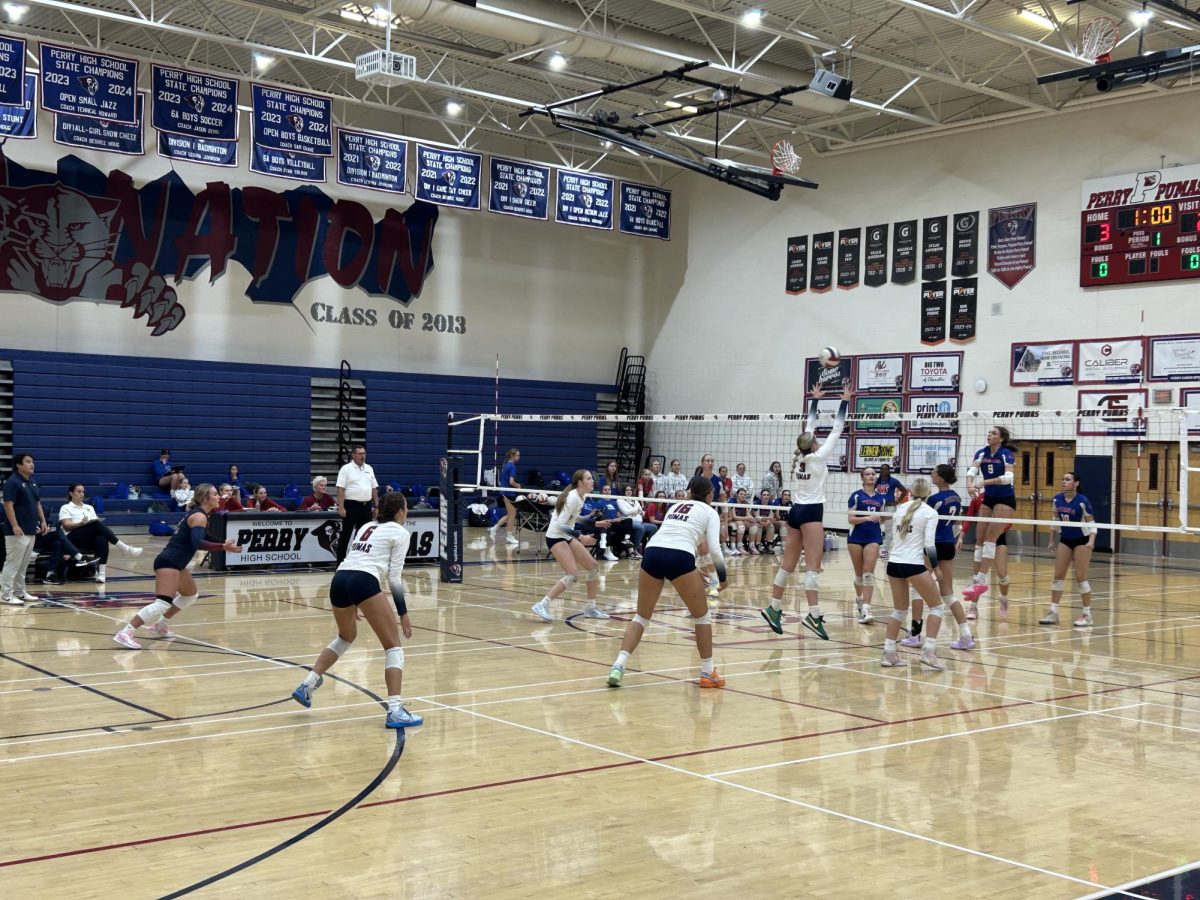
{"left": 0, "top": 152, "right": 438, "bottom": 335}
{"left": 1082, "top": 162, "right": 1200, "bottom": 210}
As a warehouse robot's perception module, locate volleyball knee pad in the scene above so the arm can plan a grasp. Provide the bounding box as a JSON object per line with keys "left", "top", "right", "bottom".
{"left": 982, "top": 542, "right": 997, "bottom": 560}
{"left": 327, "top": 635, "right": 353, "bottom": 657}
{"left": 973, "top": 546, "right": 984, "bottom": 563}
{"left": 998, "top": 576, "right": 1011, "bottom": 587}
{"left": 632, "top": 614, "right": 652, "bottom": 628}
{"left": 693, "top": 611, "right": 712, "bottom": 625}
{"left": 558, "top": 574, "right": 578, "bottom": 590}
{"left": 587, "top": 567, "right": 600, "bottom": 583}
{"left": 174, "top": 592, "right": 199, "bottom": 611}
{"left": 927, "top": 604, "right": 945, "bottom": 621}
{"left": 862, "top": 573, "right": 874, "bottom": 587}
{"left": 138, "top": 597, "right": 172, "bottom": 625}
{"left": 773, "top": 567, "right": 793, "bottom": 588}
{"left": 890, "top": 609, "right": 907, "bottom": 623}
{"left": 1051, "top": 580, "right": 1065, "bottom": 592}
{"left": 1078, "top": 581, "right": 1092, "bottom": 594}
{"left": 803, "top": 570, "right": 820, "bottom": 591}
{"left": 385, "top": 646, "right": 404, "bottom": 670}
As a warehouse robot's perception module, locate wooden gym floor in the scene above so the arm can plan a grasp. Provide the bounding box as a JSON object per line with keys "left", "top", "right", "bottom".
{"left": 0, "top": 528, "right": 1197, "bottom": 899}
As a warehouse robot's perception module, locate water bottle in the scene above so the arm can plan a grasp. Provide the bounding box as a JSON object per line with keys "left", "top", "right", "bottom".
{"left": 823, "top": 532, "right": 833, "bottom": 552}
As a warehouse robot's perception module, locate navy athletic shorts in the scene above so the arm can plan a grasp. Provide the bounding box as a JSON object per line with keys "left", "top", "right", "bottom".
{"left": 330, "top": 570, "right": 382, "bottom": 607}
{"left": 640, "top": 546, "right": 696, "bottom": 581}
{"left": 786, "top": 502, "right": 824, "bottom": 528}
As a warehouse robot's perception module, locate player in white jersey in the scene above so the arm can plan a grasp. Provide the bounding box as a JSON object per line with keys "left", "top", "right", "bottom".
{"left": 760, "top": 382, "right": 851, "bottom": 641}
{"left": 607, "top": 476, "right": 728, "bottom": 688}
{"left": 290, "top": 492, "right": 423, "bottom": 728}
{"left": 531, "top": 469, "right": 610, "bottom": 622}
{"left": 880, "top": 478, "right": 947, "bottom": 671}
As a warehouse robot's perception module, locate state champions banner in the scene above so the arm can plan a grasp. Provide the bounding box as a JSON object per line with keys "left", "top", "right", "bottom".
{"left": 251, "top": 145, "right": 326, "bottom": 182}
{"left": 152, "top": 65, "right": 238, "bottom": 141}
{"left": 415, "top": 144, "right": 482, "bottom": 209}
{"left": 619, "top": 181, "right": 670, "bottom": 240}
{"left": 0, "top": 73, "right": 37, "bottom": 139}
{"left": 0, "top": 36, "right": 26, "bottom": 105}
{"left": 251, "top": 83, "right": 333, "bottom": 157}
{"left": 337, "top": 128, "right": 408, "bottom": 195}
{"left": 159, "top": 131, "right": 237, "bottom": 168}
{"left": 40, "top": 42, "right": 139, "bottom": 125}
{"left": 54, "top": 92, "right": 144, "bottom": 156}
{"left": 489, "top": 156, "right": 549, "bottom": 219}
{"left": 556, "top": 170, "right": 614, "bottom": 230}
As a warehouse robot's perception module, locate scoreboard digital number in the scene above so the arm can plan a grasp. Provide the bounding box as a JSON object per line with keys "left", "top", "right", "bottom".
{"left": 1080, "top": 164, "right": 1200, "bottom": 287}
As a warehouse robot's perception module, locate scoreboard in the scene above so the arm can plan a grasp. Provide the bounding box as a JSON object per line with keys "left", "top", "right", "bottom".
{"left": 1080, "top": 163, "right": 1200, "bottom": 287}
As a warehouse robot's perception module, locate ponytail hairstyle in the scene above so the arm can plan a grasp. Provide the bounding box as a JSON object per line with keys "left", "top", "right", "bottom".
{"left": 188, "top": 483, "right": 217, "bottom": 512}
{"left": 1064, "top": 470, "right": 1082, "bottom": 490}
{"left": 933, "top": 463, "right": 957, "bottom": 485}
{"left": 793, "top": 432, "right": 816, "bottom": 471}
{"left": 377, "top": 491, "right": 408, "bottom": 522}
{"left": 556, "top": 469, "right": 591, "bottom": 514}
{"left": 898, "top": 477, "right": 932, "bottom": 534}
{"left": 687, "top": 475, "right": 713, "bottom": 503}
{"left": 504, "top": 448, "right": 519, "bottom": 462}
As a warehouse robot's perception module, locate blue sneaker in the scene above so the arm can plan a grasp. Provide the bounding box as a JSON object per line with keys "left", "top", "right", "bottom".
{"left": 385, "top": 704, "right": 424, "bottom": 728}
{"left": 291, "top": 675, "right": 322, "bottom": 708}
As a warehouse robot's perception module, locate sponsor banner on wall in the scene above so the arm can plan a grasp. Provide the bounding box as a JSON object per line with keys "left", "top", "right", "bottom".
{"left": 852, "top": 395, "right": 902, "bottom": 433}
{"left": 810, "top": 396, "right": 845, "bottom": 435}
{"left": 864, "top": 224, "right": 888, "bottom": 287}
{"left": 1077, "top": 337, "right": 1145, "bottom": 384}
{"left": 949, "top": 277, "right": 977, "bottom": 343}
{"left": 251, "top": 83, "right": 333, "bottom": 156}
{"left": 158, "top": 131, "right": 238, "bottom": 167}
{"left": 1182, "top": 388, "right": 1200, "bottom": 435}
{"left": 922, "top": 216, "right": 947, "bottom": 281}
{"left": 54, "top": 93, "right": 144, "bottom": 155}
{"left": 891, "top": 219, "right": 917, "bottom": 284}
{"left": 151, "top": 65, "right": 239, "bottom": 141}
{"left": 619, "top": 181, "right": 671, "bottom": 239}
{"left": 785, "top": 235, "right": 808, "bottom": 294}
{"left": 810, "top": 232, "right": 834, "bottom": 291}
{"left": 856, "top": 354, "right": 905, "bottom": 393}
{"left": 414, "top": 144, "right": 482, "bottom": 209}
{"left": 908, "top": 351, "right": 962, "bottom": 392}
{"left": 827, "top": 436, "right": 850, "bottom": 473}
{"left": 0, "top": 36, "right": 26, "bottom": 105}
{"left": 988, "top": 203, "right": 1037, "bottom": 288}
{"left": 920, "top": 281, "right": 947, "bottom": 345}
{"left": 1077, "top": 389, "right": 1148, "bottom": 436}
{"left": 905, "top": 394, "right": 961, "bottom": 433}
{"left": 0, "top": 73, "right": 37, "bottom": 139}
{"left": 555, "top": 170, "right": 614, "bottom": 229}
{"left": 251, "top": 144, "right": 326, "bottom": 182}
{"left": 489, "top": 156, "right": 550, "bottom": 220}
{"left": 837, "top": 227, "right": 861, "bottom": 288}
{"left": 952, "top": 211, "right": 979, "bottom": 277}
{"left": 853, "top": 436, "right": 902, "bottom": 472}
{"left": 805, "top": 357, "right": 853, "bottom": 394}
{"left": 40, "top": 42, "right": 139, "bottom": 125}
{"left": 1011, "top": 341, "right": 1074, "bottom": 386}
{"left": 337, "top": 128, "right": 408, "bottom": 194}
{"left": 1148, "top": 334, "right": 1200, "bottom": 381}
{"left": 906, "top": 436, "right": 960, "bottom": 474}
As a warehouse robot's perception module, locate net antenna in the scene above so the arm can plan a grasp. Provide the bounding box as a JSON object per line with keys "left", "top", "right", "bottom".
{"left": 771, "top": 140, "right": 802, "bottom": 176}
{"left": 1082, "top": 16, "right": 1121, "bottom": 64}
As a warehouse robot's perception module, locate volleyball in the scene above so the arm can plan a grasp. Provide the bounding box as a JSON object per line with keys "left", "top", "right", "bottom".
{"left": 818, "top": 346, "right": 840, "bottom": 368}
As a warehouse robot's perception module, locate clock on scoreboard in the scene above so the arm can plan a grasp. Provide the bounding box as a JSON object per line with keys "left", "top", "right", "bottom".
{"left": 1080, "top": 163, "right": 1200, "bottom": 287}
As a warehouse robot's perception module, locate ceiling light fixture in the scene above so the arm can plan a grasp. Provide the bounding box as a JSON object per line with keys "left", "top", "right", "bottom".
{"left": 1017, "top": 8, "right": 1055, "bottom": 30}
{"left": 1130, "top": 4, "right": 1154, "bottom": 27}
{"left": 3, "top": 2, "right": 28, "bottom": 21}
{"left": 548, "top": 52, "right": 567, "bottom": 70}
{"left": 741, "top": 8, "right": 764, "bottom": 27}
{"left": 446, "top": 100, "right": 464, "bottom": 115}
{"left": 253, "top": 52, "right": 276, "bottom": 72}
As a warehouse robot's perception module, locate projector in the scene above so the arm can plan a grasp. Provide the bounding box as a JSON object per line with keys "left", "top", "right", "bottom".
{"left": 792, "top": 69, "right": 853, "bottom": 113}
{"left": 355, "top": 49, "right": 417, "bottom": 86}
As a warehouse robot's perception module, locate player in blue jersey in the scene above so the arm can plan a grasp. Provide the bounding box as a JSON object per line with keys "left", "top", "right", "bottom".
{"left": 847, "top": 468, "right": 885, "bottom": 624}
{"left": 1038, "top": 471, "right": 1097, "bottom": 627}
{"left": 874, "top": 462, "right": 905, "bottom": 559}
{"left": 927, "top": 464, "right": 975, "bottom": 650}
{"left": 963, "top": 425, "right": 1017, "bottom": 605}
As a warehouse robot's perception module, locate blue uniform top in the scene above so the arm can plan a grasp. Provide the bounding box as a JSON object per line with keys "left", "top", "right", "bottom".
{"left": 974, "top": 446, "right": 1016, "bottom": 498}
{"left": 154, "top": 457, "right": 172, "bottom": 480}
{"left": 164, "top": 512, "right": 221, "bottom": 560}
{"left": 2, "top": 473, "right": 41, "bottom": 534}
{"left": 929, "top": 489, "right": 963, "bottom": 544}
{"left": 847, "top": 489, "right": 885, "bottom": 543}
{"left": 1053, "top": 492, "right": 1094, "bottom": 540}
{"left": 875, "top": 476, "right": 904, "bottom": 505}
{"left": 500, "top": 460, "right": 518, "bottom": 489}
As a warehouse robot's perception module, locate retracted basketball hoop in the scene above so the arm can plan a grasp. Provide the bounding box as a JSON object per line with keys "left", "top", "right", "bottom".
{"left": 1082, "top": 16, "right": 1120, "bottom": 64}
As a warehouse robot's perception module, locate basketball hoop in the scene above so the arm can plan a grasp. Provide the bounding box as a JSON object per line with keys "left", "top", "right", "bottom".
{"left": 771, "top": 140, "right": 801, "bottom": 176}
{"left": 1081, "top": 16, "right": 1120, "bottom": 64}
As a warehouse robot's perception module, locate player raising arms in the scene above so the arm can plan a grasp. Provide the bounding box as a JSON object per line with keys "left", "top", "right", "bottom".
{"left": 290, "top": 492, "right": 423, "bottom": 729}
{"left": 880, "top": 478, "right": 947, "bottom": 671}
{"left": 962, "top": 425, "right": 1016, "bottom": 607}
{"left": 847, "top": 467, "right": 885, "bottom": 625}
{"left": 1039, "top": 471, "right": 1097, "bottom": 627}
{"left": 531, "top": 470, "right": 610, "bottom": 623}
{"left": 760, "top": 382, "right": 851, "bottom": 640}
{"left": 607, "top": 475, "right": 727, "bottom": 688}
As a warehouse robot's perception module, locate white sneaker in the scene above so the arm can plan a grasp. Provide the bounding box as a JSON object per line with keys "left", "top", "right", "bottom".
{"left": 150, "top": 620, "right": 176, "bottom": 638}
{"left": 1038, "top": 610, "right": 1059, "bottom": 625}
{"left": 583, "top": 605, "right": 610, "bottom": 619}
{"left": 505, "top": 534, "right": 520, "bottom": 547}
{"left": 531, "top": 599, "right": 553, "bottom": 622}
{"left": 1074, "top": 611, "right": 1093, "bottom": 627}
{"left": 18, "top": 592, "right": 38, "bottom": 602}
{"left": 1, "top": 594, "right": 23, "bottom": 605}
{"left": 920, "top": 648, "right": 945, "bottom": 671}
{"left": 95, "top": 571, "right": 106, "bottom": 584}
{"left": 858, "top": 607, "right": 873, "bottom": 625}
{"left": 113, "top": 629, "right": 142, "bottom": 650}
{"left": 120, "top": 543, "right": 144, "bottom": 557}
{"left": 603, "top": 549, "right": 618, "bottom": 562}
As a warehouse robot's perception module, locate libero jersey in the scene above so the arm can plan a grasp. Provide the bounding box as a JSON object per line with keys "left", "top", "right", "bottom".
{"left": 339, "top": 520, "right": 410, "bottom": 589}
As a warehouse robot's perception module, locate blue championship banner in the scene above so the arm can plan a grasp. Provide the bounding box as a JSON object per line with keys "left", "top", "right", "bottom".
{"left": 337, "top": 128, "right": 408, "bottom": 194}
{"left": 251, "top": 83, "right": 332, "bottom": 156}
{"left": 489, "top": 156, "right": 549, "bottom": 219}
{"left": 251, "top": 144, "right": 327, "bottom": 182}
{"left": 0, "top": 73, "right": 37, "bottom": 139}
{"left": 158, "top": 131, "right": 238, "bottom": 167}
{"left": 619, "top": 181, "right": 670, "bottom": 240}
{"left": 40, "top": 42, "right": 139, "bottom": 125}
{"left": 152, "top": 65, "right": 238, "bottom": 141}
{"left": 556, "top": 170, "right": 613, "bottom": 230}
{"left": 0, "top": 36, "right": 26, "bottom": 105}
{"left": 54, "top": 92, "right": 144, "bottom": 156}
{"left": 414, "top": 144, "right": 482, "bottom": 209}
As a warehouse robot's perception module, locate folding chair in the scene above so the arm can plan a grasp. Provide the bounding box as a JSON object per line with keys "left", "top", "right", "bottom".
{"left": 510, "top": 495, "right": 551, "bottom": 555}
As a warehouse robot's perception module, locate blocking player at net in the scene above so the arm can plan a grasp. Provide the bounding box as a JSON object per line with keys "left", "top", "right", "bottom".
{"left": 963, "top": 425, "right": 1017, "bottom": 605}
{"left": 531, "top": 470, "right": 611, "bottom": 622}
{"left": 1039, "top": 471, "right": 1097, "bottom": 627}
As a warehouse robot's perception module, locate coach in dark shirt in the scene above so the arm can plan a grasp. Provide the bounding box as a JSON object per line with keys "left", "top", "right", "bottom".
{"left": 2, "top": 453, "right": 49, "bottom": 605}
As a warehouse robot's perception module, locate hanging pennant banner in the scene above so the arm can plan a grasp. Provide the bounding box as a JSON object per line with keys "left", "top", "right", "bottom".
{"left": 891, "top": 219, "right": 917, "bottom": 284}
{"left": 786, "top": 235, "right": 808, "bottom": 294}
{"left": 158, "top": 130, "right": 237, "bottom": 167}
{"left": 152, "top": 65, "right": 239, "bottom": 141}
{"left": 40, "top": 42, "right": 140, "bottom": 125}
{"left": 619, "top": 181, "right": 671, "bottom": 239}
{"left": 920, "top": 281, "right": 947, "bottom": 345}
{"left": 864, "top": 224, "right": 888, "bottom": 287}
{"left": 922, "top": 216, "right": 947, "bottom": 281}
{"left": 489, "top": 157, "right": 550, "bottom": 219}
{"left": 810, "top": 232, "right": 834, "bottom": 291}
{"left": 556, "top": 170, "right": 614, "bottom": 229}
{"left": 952, "top": 211, "right": 979, "bottom": 277}
{"left": 949, "top": 277, "right": 977, "bottom": 343}
{"left": 251, "top": 83, "right": 332, "bottom": 156}
{"left": 837, "top": 227, "right": 861, "bottom": 288}
{"left": 54, "top": 93, "right": 144, "bottom": 156}
{"left": 988, "top": 203, "right": 1037, "bottom": 288}
{"left": 414, "top": 144, "right": 482, "bottom": 209}
{"left": 251, "top": 144, "right": 327, "bottom": 182}
{"left": 0, "top": 73, "right": 37, "bottom": 139}
{"left": 0, "top": 36, "right": 26, "bottom": 105}
{"left": 337, "top": 128, "right": 408, "bottom": 195}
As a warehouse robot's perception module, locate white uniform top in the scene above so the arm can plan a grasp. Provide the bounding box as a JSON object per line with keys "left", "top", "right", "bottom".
{"left": 647, "top": 500, "right": 726, "bottom": 570}
{"left": 888, "top": 500, "right": 939, "bottom": 566}
{"left": 546, "top": 489, "right": 586, "bottom": 540}
{"left": 336, "top": 461, "right": 378, "bottom": 502}
{"left": 58, "top": 501, "right": 99, "bottom": 524}
{"left": 338, "top": 519, "right": 410, "bottom": 591}
{"left": 790, "top": 416, "right": 846, "bottom": 506}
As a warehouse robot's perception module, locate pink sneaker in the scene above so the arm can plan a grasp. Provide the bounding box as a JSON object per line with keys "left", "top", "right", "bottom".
{"left": 113, "top": 629, "right": 142, "bottom": 650}
{"left": 899, "top": 634, "right": 923, "bottom": 648}
{"left": 949, "top": 636, "right": 975, "bottom": 651}
{"left": 150, "top": 620, "right": 176, "bottom": 639}
{"left": 966, "top": 602, "right": 978, "bottom": 620}
{"left": 748, "top": 545, "right": 759, "bottom": 555}
{"left": 920, "top": 648, "right": 944, "bottom": 670}
{"left": 880, "top": 650, "right": 902, "bottom": 667}
{"left": 962, "top": 583, "right": 988, "bottom": 602}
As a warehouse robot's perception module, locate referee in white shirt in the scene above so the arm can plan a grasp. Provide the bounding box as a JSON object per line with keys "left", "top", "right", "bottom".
{"left": 336, "top": 445, "right": 379, "bottom": 561}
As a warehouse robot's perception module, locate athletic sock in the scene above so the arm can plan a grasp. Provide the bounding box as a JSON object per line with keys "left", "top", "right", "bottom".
{"left": 770, "top": 597, "right": 783, "bottom": 611}
{"left": 303, "top": 671, "right": 321, "bottom": 688}
{"left": 387, "top": 695, "right": 402, "bottom": 714}
{"left": 699, "top": 657, "right": 714, "bottom": 676}
{"left": 924, "top": 637, "right": 938, "bottom": 652}
{"left": 884, "top": 638, "right": 897, "bottom": 653}
{"left": 615, "top": 650, "right": 630, "bottom": 669}
{"left": 119, "top": 623, "right": 135, "bottom": 635}
{"left": 960, "top": 623, "right": 972, "bottom": 638}
{"left": 117, "top": 541, "right": 133, "bottom": 552}
{"left": 808, "top": 605, "right": 822, "bottom": 619}
{"left": 1049, "top": 602, "right": 1059, "bottom": 614}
